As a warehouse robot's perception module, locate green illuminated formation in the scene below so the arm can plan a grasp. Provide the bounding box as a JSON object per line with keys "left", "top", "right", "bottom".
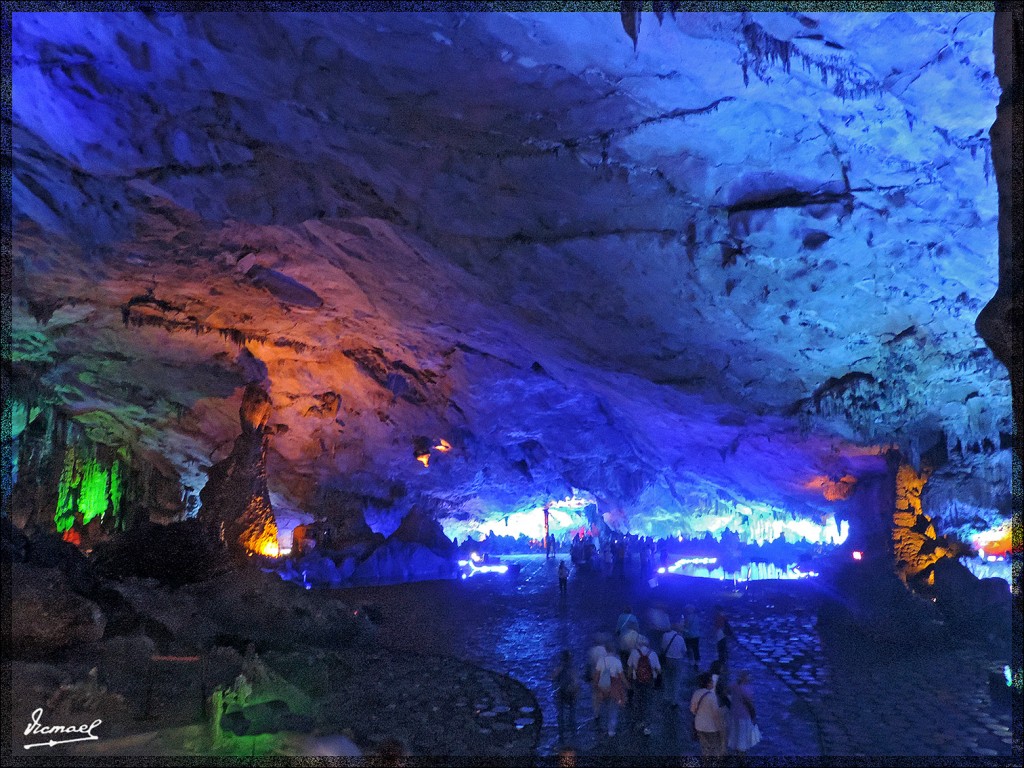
{"left": 109, "top": 459, "right": 123, "bottom": 529}
{"left": 55, "top": 445, "right": 82, "bottom": 533}
{"left": 54, "top": 443, "right": 125, "bottom": 533}
{"left": 79, "top": 456, "right": 110, "bottom": 526}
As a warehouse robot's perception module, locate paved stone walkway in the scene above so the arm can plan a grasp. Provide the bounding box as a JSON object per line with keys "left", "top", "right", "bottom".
{"left": 728, "top": 582, "right": 1015, "bottom": 759}
{"left": 338, "top": 554, "right": 1017, "bottom": 763}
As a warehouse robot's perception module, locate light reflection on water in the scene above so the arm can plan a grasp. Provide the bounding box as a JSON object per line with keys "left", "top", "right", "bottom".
{"left": 658, "top": 561, "right": 819, "bottom": 581}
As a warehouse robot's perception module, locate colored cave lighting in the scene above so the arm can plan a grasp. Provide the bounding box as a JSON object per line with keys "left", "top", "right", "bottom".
{"left": 805, "top": 473, "right": 858, "bottom": 501}
{"left": 675, "top": 501, "right": 849, "bottom": 547}
{"left": 54, "top": 446, "right": 123, "bottom": 533}
{"left": 416, "top": 453, "right": 430, "bottom": 468}
{"left": 434, "top": 439, "right": 452, "bottom": 452}
{"left": 963, "top": 552, "right": 1011, "bottom": 583}
{"left": 258, "top": 540, "right": 281, "bottom": 557}
{"left": 447, "top": 500, "right": 591, "bottom": 542}
{"left": 458, "top": 553, "right": 509, "bottom": 577}
{"left": 657, "top": 559, "right": 818, "bottom": 581}
{"left": 657, "top": 556, "right": 719, "bottom": 574}
{"left": 972, "top": 523, "right": 1011, "bottom": 557}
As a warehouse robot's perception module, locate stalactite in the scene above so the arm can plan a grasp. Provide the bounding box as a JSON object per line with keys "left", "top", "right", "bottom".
{"left": 109, "top": 459, "right": 123, "bottom": 528}
{"left": 78, "top": 450, "right": 110, "bottom": 526}
{"left": 54, "top": 445, "right": 82, "bottom": 533}
{"left": 740, "top": 21, "right": 880, "bottom": 101}
{"left": 120, "top": 304, "right": 309, "bottom": 352}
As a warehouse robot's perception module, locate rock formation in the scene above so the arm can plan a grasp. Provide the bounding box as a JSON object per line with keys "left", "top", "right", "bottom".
{"left": 6, "top": 11, "right": 1014, "bottom": 588}
{"left": 199, "top": 383, "right": 278, "bottom": 557}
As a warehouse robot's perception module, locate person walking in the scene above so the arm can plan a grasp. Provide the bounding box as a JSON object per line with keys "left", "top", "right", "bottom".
{"left": 616, "top": 605, "right": 640, "bottom": 637}
{"left": 682, "top": 604, "right": 702, "bottom": 670}
{"left": 558, "top": 560, "right": 569, "bottom": 595}
{"left": 550, "top": 649, "right": 580, "bottom": 745}
{"left": 586, "top": 634, "right": 611, "bottom": 724}
{"left": 726, "top": 670, "right": 760, "bottom": 760}
{"left": 712, "top": 605, "right": 734, "bottom": 665}
{"left": 616, "top": 605, "right": 640, "bottom": 665}
{"left": 617, "top": 625, "right": 641, "bottom": 706}
{"left": 646, "top": 603, "right": 671, "bottom": 651}
{"left": 710, "top": 659, "right": 730, "bottom": 747}
{"left": 691, "top": 671, "right": 725, "bottom": 765}
{"left": 594, "top": 643, "right": 626, "bottom": 737}
{"left": 661, "top": 622, "right": 687, "bottom": 707}
{"left": 627, "top": 635, "right": 661, "bottom": 735}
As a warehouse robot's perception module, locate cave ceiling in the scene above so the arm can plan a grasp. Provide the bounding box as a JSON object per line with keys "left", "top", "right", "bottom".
{"left": 8, "top": 10, "right": 1012, "bottom": 537}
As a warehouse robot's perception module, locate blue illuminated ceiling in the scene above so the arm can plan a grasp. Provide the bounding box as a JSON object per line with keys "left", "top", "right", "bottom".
{"left": 9, "top": 11, "right": 1011, "bottom": 539}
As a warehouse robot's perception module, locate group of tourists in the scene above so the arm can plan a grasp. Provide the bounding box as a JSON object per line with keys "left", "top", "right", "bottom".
{"left": 550, "top": 600, "right": 760, "bottom": 762}
{"left": 567, "top": 534, "right": 671, "bottom": 578}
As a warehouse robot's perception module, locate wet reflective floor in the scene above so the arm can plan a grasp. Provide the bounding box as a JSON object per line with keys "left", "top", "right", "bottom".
{"left": 337, "top": 554, "right": 1016, "bottom": 761}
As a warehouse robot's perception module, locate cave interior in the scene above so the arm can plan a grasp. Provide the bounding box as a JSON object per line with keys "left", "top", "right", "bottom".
{"left": 5, "top": 10, "right": 1019, "bottom": 603}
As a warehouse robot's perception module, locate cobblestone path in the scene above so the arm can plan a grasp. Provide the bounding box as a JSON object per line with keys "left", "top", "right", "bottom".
{"left": 338, "top": 554, "right": 1017, "bottom": 763}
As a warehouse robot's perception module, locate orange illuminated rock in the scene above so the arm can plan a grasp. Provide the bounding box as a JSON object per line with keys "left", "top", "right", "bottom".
{"left": 240, "top": 383, "right": 273, "bottom": 434}
{"left": 892, "top": 463, "right": 947, "bottom": 580}
{"left": 806, "top": 473, "right": 858, "bottom": 501}
{"left": 199, "top": 384, "right": 279, "bottom": 558}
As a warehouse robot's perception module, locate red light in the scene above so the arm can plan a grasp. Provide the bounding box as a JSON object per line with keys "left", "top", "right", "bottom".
{"left": 852, "top": 551, "right": 863, "bottom": 561}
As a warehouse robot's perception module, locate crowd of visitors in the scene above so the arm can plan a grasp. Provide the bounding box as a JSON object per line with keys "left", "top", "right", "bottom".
{"left": 550, "top": 585, "right": 760, "bottom": 763}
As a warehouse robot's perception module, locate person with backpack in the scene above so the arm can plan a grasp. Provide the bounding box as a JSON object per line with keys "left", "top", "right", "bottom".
{"left": 617, "top": 625, "right": 643, "bottom": 706}
{"left": 550, "top": 649, "right": 580, "bottom": 745}
{"left": 661, "top": 622, "right": 687, "bottom": 707}
{"left": 627, "top": 635, "right": 661, "bottom": 735}
{"left": 593, "top": 643, "right": 626, "bottom": 737}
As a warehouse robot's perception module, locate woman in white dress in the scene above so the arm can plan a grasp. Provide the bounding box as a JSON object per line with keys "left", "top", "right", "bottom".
{"left": 727, "top": 670, "right": 760, "bottom": 757}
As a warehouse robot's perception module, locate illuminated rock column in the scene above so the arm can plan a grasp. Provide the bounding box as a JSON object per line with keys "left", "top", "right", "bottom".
{"left": 199, "top": 383, "right": 279, "bottom": 557}
{"left": 892, "top": 463, "right": 946, "bottom": 583}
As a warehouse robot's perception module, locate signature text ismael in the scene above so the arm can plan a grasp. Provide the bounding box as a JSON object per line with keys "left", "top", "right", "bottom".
{"left": 24, "top": 708, "right": 102, "bottom": 739}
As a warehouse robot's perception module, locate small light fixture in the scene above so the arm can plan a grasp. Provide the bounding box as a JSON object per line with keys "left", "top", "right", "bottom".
{"left": 852, "top": 551, "right": 863, "bottom": 561}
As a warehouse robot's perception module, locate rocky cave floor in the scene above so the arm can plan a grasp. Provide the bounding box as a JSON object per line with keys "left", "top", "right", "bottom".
{"left": 7, "top": 555, "right": 1017, "bottom": 764}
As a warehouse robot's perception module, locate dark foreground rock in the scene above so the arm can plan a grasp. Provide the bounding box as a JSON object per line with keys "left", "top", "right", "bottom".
{"left": 6, "top": 565, "right": 540, "bottom": 760}
{"left": 930, "top": 558, "right": 1012, "bottom": 646}
{"left": 10, "top": 562, "right": 107, "bottom": 658}
{"left": 816, "top": 560, "right": 947, "bottom": 648}
{"left": 92, "top": 519, "right": 229, "bottom": 586}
